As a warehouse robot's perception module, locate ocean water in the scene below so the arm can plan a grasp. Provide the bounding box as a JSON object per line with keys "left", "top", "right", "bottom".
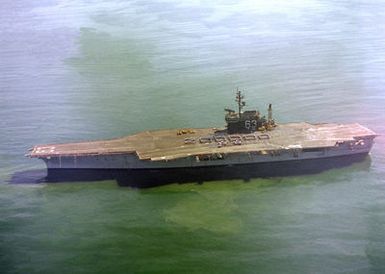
{"left": 1, "top": 0, "right": 385, "bottom": 273}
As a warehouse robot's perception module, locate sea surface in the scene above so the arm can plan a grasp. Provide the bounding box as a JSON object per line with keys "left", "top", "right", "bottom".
{"left": 1, "top": 0, "right": 385, "bottom": 273}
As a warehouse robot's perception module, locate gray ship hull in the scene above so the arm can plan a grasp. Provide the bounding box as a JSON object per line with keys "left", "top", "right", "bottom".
{"left": 44, "top": 152, "right": 370, "bottom": 187}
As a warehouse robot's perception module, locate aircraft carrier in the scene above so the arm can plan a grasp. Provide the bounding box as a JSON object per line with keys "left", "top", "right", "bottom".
{"left": 27, "top": 90, "right": 377, "bottom": 186}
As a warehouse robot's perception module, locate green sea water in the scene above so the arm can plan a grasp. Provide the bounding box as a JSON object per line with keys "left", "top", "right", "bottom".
{"left": 1, "top": 0, "right": 385, "bottom": 273}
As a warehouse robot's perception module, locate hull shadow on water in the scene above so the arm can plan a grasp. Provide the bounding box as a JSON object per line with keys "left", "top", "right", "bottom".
{"left": 9, "top": 153, "right": 372, "bottom": 188}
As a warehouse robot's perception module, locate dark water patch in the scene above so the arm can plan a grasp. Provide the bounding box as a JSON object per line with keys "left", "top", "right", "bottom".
{"left": 68, "top": 28, "right": 154, "bottom": 81}
{"left": 8, "top": 168, "right": 117, "bottom": 186}
{"left": 7, "top": 169, "right": 47, "bottom": 185}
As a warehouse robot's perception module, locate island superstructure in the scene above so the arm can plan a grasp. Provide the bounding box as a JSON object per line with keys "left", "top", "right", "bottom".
{"left": 27, "top": 90, "right": 377, "bottom": 185}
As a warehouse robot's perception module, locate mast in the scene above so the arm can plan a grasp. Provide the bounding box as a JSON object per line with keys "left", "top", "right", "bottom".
{"left": 268, "top": 103, "right": 273, "bottom": 122}
{"left": 235, "top": 88, "right": 246, "bottom": 117}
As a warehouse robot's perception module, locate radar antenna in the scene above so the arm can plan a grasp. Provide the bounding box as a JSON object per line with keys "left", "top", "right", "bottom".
{"left": 235, "top": 88, "right": 246, "bottom": 117}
